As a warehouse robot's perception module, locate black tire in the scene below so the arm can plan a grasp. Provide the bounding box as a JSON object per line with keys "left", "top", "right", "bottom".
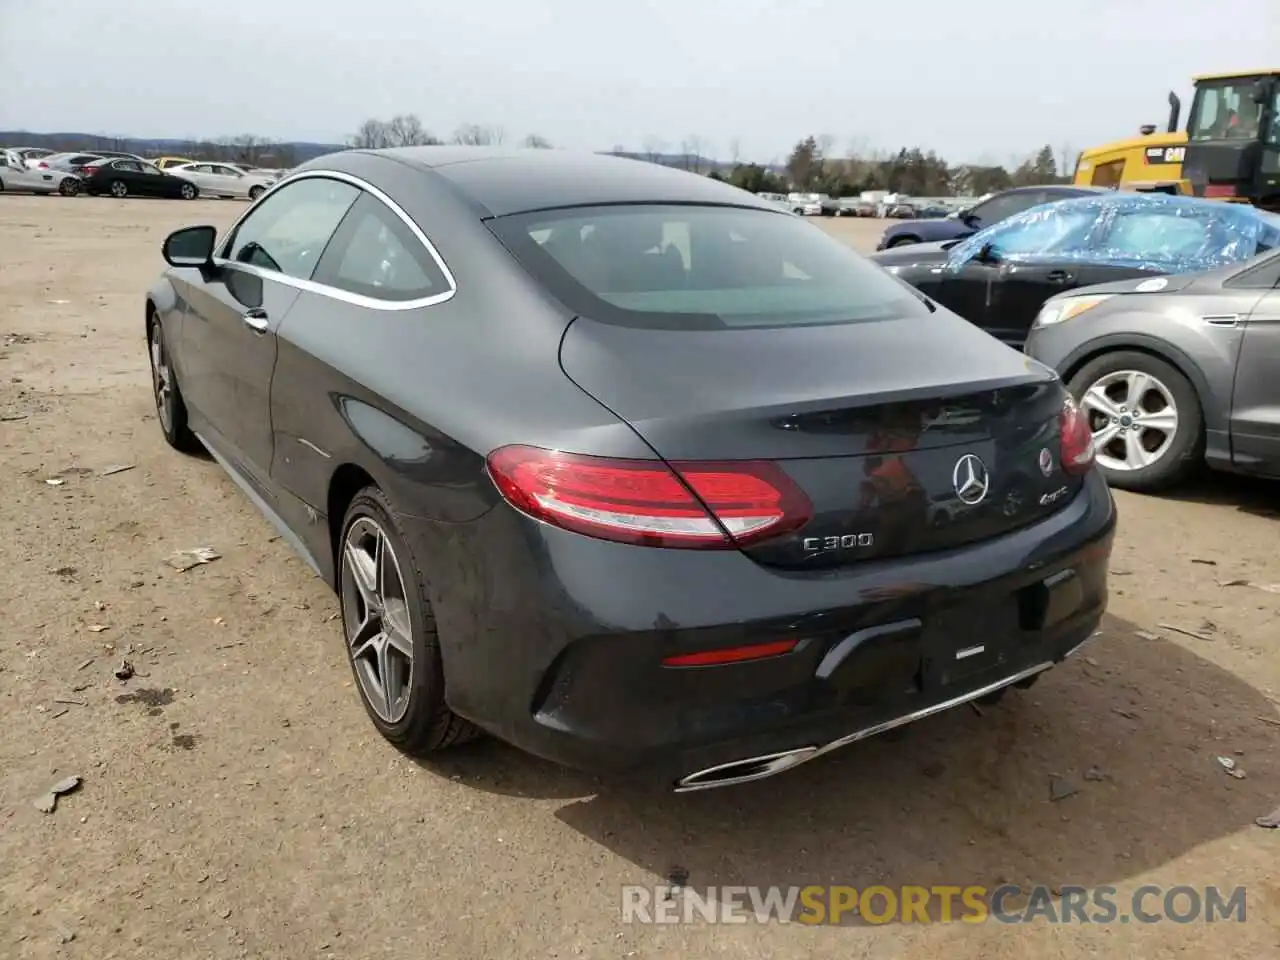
{"left": 338, "top": 486, "right": 478, "bottom": 755}
{"left": 179, "top": 182, "right": 197, "bottom": 200}
{"left": 248, "top": 185, "right": 264, "bottom": 200}
{"left": 58, "top": 177, "right": 80, "bottom": 197}
{"left": 109, "top": 180, "right": 127, "bottom": 198}
{"left": 147, "top": 318, "right": 200, "bottom": 453}
{"left": 1067, "top": 350, "right": 1203, "bottom": 492}
{"left": 887, "top": 235, "right": 920, "bottom": 248}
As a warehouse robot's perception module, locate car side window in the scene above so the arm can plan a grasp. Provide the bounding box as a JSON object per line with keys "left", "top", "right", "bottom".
{"left": 223, "top": 177, "right": 360, "bottom": 281}
{"left": 312, "top": 192, "right": 451, "bottom": 302}
{"left": 967, "top": 192, "right": 1029, "bottom": 226}
{"left": 987, "top": 209, "right": 1097, "bottom": 255}
{"left": 1099, "top": 212, "right": 1210, "bottom": 259}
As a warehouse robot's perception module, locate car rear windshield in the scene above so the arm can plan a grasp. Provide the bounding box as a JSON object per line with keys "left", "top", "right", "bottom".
{"left": 487, "top": 203, "right": 932, "bottom": 330}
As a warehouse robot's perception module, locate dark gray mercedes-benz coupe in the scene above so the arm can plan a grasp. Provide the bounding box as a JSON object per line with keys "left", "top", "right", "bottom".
{"left": 146, "top": 147, "right": 1115, "bottom": 791}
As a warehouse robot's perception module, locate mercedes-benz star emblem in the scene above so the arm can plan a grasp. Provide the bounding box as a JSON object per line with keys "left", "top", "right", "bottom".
{"left": 952, "top": 454, "right": 990, "bottom": 505}
{"left": 1038, "top": 447, "right": 1054, "bottom": 477}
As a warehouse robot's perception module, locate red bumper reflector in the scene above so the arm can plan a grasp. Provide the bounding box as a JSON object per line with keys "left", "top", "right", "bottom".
{"left": 661, "top": 639, "right": 798, "bottom": 667}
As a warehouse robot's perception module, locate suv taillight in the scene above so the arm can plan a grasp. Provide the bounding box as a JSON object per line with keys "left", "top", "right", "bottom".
{"left": 1060, "top": 396, "right": 1095, "bottom": 474}
{"left": 485, "top": 445, "right": 812, "bottom": 549}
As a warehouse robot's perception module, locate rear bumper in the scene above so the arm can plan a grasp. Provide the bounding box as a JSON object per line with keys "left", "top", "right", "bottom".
{"left": 402, "top": 470, "right": 1116, "bottom": 789}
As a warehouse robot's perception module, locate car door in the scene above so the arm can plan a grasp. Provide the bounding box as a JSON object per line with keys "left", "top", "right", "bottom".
{"left": 1229, "top": 263, "right": 1280, "bottom": 472}
{"left": 268, "top": 189, "right": 456, "bottom": 515}
{"left": 140, "top": 162, "right": 179, "bottom": 197}
{"left": 209, "top": 164, "right": 248, "bottom": 197}
{"left": 979, "top": 204, "right": 1112, "bottom": 346}
{"left": 175, "top": 164, "right": 210, "bottom": 191}
{"left": 179, "top": 176, "right": 361, "bottom": 491}
{"left": 928, "top": 258, "right": 1001, "bottom": 327}
{"left": 109, "top": 159, "right": 149, "bottom": 194}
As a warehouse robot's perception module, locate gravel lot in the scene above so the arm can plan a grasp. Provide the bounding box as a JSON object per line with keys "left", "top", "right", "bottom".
{"left": 1, "top": 195, "right": 1278, "bottom": 959}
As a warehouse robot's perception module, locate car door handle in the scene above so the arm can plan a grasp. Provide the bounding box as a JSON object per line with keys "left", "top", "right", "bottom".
{"left": 1045, "top": 270, "right": 1073, "bottom": 283}
{"left": 242, "top": 309, "right": 269, "bottom": 333}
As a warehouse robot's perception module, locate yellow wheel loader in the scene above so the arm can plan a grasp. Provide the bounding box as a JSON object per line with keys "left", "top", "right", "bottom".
{"left": 1073, "top": 70, "right": 1280, "bottom": 211}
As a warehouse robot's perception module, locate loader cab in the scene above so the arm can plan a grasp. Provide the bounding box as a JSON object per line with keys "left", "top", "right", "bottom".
{"left": 1182, "top": 71, "right": 1280, "bottom": 210}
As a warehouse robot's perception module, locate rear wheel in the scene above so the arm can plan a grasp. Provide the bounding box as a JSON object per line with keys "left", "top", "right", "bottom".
{"left": 338, "top": 487, "right": 478, "bottom": 755}
{"left": 248, "top": 184, "right": 265, "bottom": 200}
{"left": 887, "top": 235, "right": 919, "bottom": 248}
{"left": 1068, "top": 351, "right": 1203, "bottom": 491}
{"left": 58, "top": 177, "right": 80, "bottom": 197}
{"left": 179, "top": 182, "right": 197, "bottom": 200}
{"left": 109, "top": 180, "right": 127, "bottom": 198}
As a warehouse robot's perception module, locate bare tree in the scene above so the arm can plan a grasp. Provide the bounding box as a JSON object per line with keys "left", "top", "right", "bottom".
{"left": 349, "top": 114, "right": 441, "bottom": 149}
{"left": 641, "top": 136, "right": 666, "bottom": 164}
{"left": 1058, "top": 142, "right": 1077, "bottom": 181}
{"left": 679, "top": 135, "right": 707, "bottom": 173}
{"left": 453, "top": 123, "right": 504, "bottom": 146}
{"left": 522, "top": 133, "right": 553, "bottom": 148}
{"left": 728, "top": 137, "right": 742, "bottom": 166}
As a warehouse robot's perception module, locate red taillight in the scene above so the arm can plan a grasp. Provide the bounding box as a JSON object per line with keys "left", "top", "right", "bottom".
{"left": 83, "top": 165, "right": 99, "bottom": 176}
{"left": 37, "top": 161, "right": 49, "bottom": 169}
{"left": 485, "top": 445, "right": 812, "bottom": 549}
{"left": 662, "top": 639, "right": 799, "bottom": 667}
{"left": 1059, "top": 396, "right": 1094, "bottom": 474}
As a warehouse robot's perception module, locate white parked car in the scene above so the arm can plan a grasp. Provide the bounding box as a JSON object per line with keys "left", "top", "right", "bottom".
{"left": 9, "top": 147, "right": 55, "bottom": 169}
{"left": 0, "top": 149, "right": 64, "bottom": 194}
{"left": 166, "top": 162, "right": 277, "bottom": 200}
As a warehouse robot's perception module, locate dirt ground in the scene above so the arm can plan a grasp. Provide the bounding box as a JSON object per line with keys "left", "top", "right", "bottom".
{"left": 1, "top": 195, "right": 1277, "bottom": 959}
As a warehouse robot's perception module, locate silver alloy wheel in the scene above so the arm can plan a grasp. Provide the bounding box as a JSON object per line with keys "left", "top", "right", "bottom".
{"left": 181, "top": 183, "right": 195, "bottom": 199}
{"left": 149, "top": 326, "right": 172, "bottom": 433}
{"left": 110, "top": 180, "right": 127, "bottom": 198}
{"left": 341, "top": 517, "right": 415, "bottom": 724}
{"left": 1080, "top": 369, "right": 1179, "bottom": 472}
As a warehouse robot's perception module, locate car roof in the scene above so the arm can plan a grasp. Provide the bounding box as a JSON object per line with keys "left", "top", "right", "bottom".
{"left": 338, "top": 147, "right": 782, "bottom": 218}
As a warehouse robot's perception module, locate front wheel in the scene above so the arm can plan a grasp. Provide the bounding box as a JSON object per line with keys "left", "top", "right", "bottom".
{"left": 147, "top": 319, "right": 200, "bottom": 453}
{"left": 1068, "top": 350, "right": 1203, "bottom": 491}
{"left": 338, "top": 487, "right": 478, "bottom": 755}
{"left": 887, "top": 235, "right": 919, "bottom": 248}
{"left": 248, "top": 185, "right": 265, "bottom": 200}
{"left": 179, "top": 182, "right": 197, "bottom": 200}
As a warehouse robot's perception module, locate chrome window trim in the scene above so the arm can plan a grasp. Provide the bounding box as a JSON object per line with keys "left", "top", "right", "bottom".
{"left": 213, "top": 168, "right": 458, "bottom": 312}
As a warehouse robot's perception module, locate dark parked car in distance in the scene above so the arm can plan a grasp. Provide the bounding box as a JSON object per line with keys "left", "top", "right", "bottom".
{"left": 145, "top": 148, "right": 1115, "bottom": 791}
{"left": 876, "top": 185, "right": 1107, "bottom": 250}
{"left": 1025, "top": 249, "right": 1280, "bottom": 492}
{"left": 83, "top": 158, "right": 199, "bottom": 199}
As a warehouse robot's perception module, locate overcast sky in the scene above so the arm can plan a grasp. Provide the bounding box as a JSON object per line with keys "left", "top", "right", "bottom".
{"left": 1, "top": 0, "right": 1275, "bottom": 164}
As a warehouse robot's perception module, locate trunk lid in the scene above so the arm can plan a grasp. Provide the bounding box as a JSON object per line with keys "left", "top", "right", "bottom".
{"left": 560, "top": 312, "right": 1081, "bottom": 569}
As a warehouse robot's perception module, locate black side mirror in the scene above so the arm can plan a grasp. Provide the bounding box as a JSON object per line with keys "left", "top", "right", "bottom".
{"left": 1252, "top": 81, "right": 1270, "bottom": 105}
{"left": 163, "top": 225, "right": 216, "bottom": 268}
{"left": 975, "top": 241, "right": 1001, "bottom": 264}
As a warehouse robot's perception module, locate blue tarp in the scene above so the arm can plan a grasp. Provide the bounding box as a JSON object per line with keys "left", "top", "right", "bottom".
{"left": 945, "top": 193, "right": 1280, "bottom": 275}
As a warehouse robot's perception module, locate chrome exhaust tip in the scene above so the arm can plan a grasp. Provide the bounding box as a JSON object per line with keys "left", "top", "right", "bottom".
{"left": 674, "top": 746, "right": 817, "bottom": 793}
